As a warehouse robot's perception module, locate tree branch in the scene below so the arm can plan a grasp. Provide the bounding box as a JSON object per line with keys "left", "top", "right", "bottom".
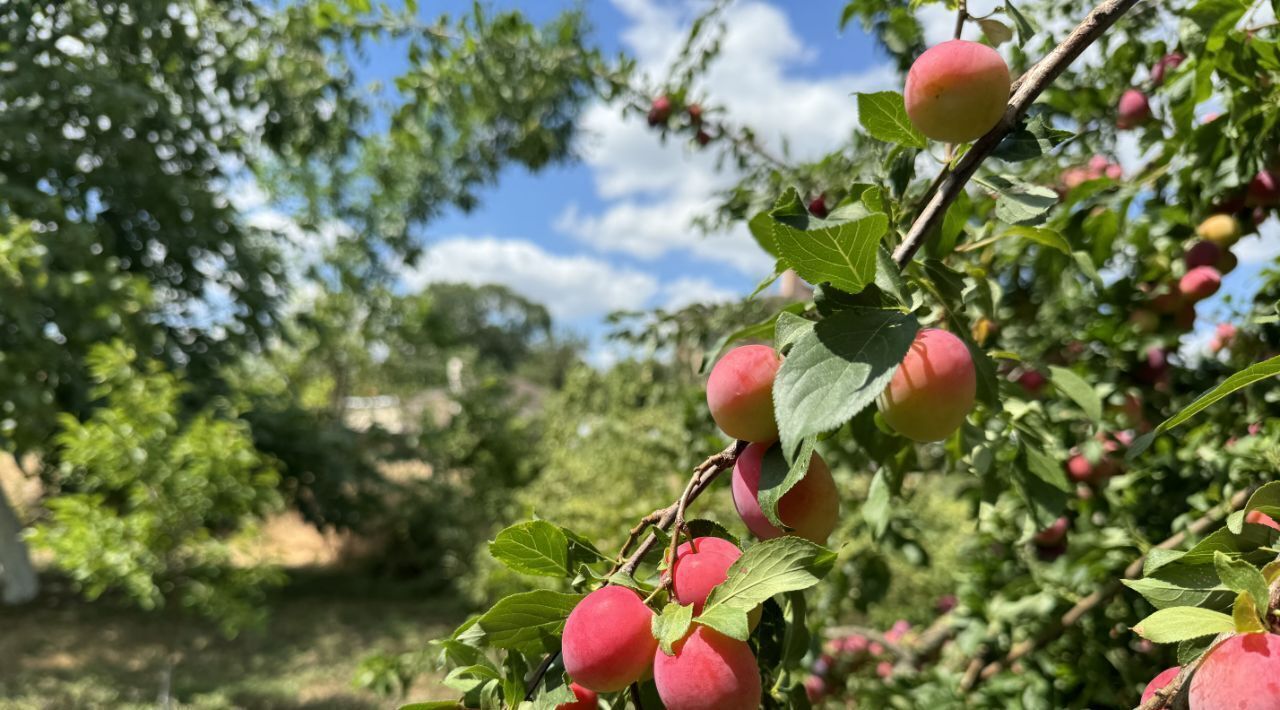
{"left": 892, "top": 0, "right": 1143, "bottom": 269}
{"left": 964, "top": 487, "right": 1255, "bottom": 692}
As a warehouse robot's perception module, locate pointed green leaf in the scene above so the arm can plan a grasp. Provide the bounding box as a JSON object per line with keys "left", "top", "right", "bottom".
{"left": 474, "top": 590, "right": 583, "bottom": 655}
{"left": 1048, "top": 366, "right": 1102, "bottom": 422}
{"left": 652, "top": 603, "right": 694, "bottom": 655}
{"left": 771, "top": 212, "right": 887, "bottom": 295}
{"left": 1133, "top": 607, "right": 1235, "bottom": 643}
{"left": 699, "top": 537, "right": 835, "bottom": 639}
{"left": 1233, "top": 590, "right": 1268, "bottom": 633}
{"left": 757, "top": 438, "right": 816, "bottom": 529}
{"left": 1214, "top": 550, "right": 1270, "bottom": 613}
{"left": 489, "top": 521, "right": 570, "bottom": 577}
{"left": 856, "top": 91, "right": 927, "bottom": 148}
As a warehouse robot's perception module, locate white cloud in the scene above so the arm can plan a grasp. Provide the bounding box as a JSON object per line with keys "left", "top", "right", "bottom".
{"left": 403, "top": 237, "right": 660, "bottom": 320}
{"left": 560, "top": 0, "right": 897, "bottom": 276}
{"left": 661, "top": 276, "right": 738, "bottom": 310}
{"left": 1235, "top": 218, "right": 1280, "bottom": 265}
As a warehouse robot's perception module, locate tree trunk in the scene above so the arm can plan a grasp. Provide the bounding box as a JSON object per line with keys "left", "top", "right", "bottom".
{"left": 0, "top": 480, "right": 37, "bottom": 604}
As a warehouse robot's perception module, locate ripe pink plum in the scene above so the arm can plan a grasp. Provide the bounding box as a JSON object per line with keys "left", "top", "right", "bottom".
{"left": 1245, "top": 510, "right": 1280, "bottom": 531}
{"left": 670, "top": 537, "right": 741, "bottom": 614}
{"left": 731, "top": 442, "right": 839, "bottom": 545}
{"left": 904, "top": 40, "right": 1011, "bottom": 143}
{"left": 1140, "top": 666, "right": 1180, "bottom": 703}
{"left": 653, "top": 626, "right": 761, "bottom": 710}
{"left": 803, "top": 675, "right": 826, "bottom": 702}
{"left": 1188, "top": 633, "right": 1280, "bottom": 708}
{"left": 1033, "top": 516, "right": 1069, "bottom": 547}
{"left": 1117, "top": 89, "right": 1151, "bottom": 129}
{"left": 1151, "top": 53, "right": 1184, "bottom": 86}
{"left": 706, "top": 345, "right": 782, "bottom": 443}
{"left": 648, "top": 96, "right": 673, "bottom": 126}
{"left": 556, "top": 682, "right": 599, "bottom": 710}
{"left": 1066, "top": 454, "right": 1102, "bottom": 485}
{"left": 808, "top": 194, "right": 829, "bottom": 218}
{"left": 1180, "top": 266, "right": 1222, "bottom": 302}
{"left": 562, "top": 586, "right": 659, "bottom": 692}
{"left": 1185, "top": 240, "right": 1221, "bottom": 269}
{"left": 1016, "top": 369, "right": 1047, "bottom": 395}
{"left": 1248, "top": 170, "right": 1280, "bottom": 206}
{"left": 878, "top": 328, "right": 977, "bottom": 442}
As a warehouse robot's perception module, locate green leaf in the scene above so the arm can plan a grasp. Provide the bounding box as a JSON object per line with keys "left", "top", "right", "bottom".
{"left": 474, "top": 590, "right": 583, "bottom": 655}
{"left": 1072, "top": 250, "right": 1104, "bottom": 290}
{"left": 1123, "top": 572, "right": 1233, "bottom": 612}
{"left": 772, "top": 308, "right": 920, "bottom": 456}
{"left": 780, "top": 592, "right": 809, "bottom": 666}
{"left": 873, "top": 245, "right": 910, "bottom": 305}
{"left": 1023, "top": 444, "right": 1071, "bottom": 492}
{"left": 771, "top": 212, "right": 887, "bottom": 295}
{"left": 527, "top": 673, "right": 578, "bottom": 710}
{"left": 1214, "top": 550, "right": 1270, "bottom": 614}
{"left": 1128, "top": 355, "right": 1280, "bottom": 459}
{"left": 489, "top": 521, "right": 570, "bottom": 577}
{"left": 1005, "top": 0, "right": 1035, "bottom": 44}
{"left": 1178, "top": 635, "right": 1218, "bottom": 665}
{"left": 974, "top": 174, "right": 1058, "bottom": 225}
{"left": 978, "top": 18, "right": 1013, "bottom": 45}
{"left": 774, "top": 311, "right": 815, "bottom": 354}
{"left": 757, "top": 438, "right": 815, "bottom": 529}
{"left": 1003, "top": 226, "right": 1072, "bottom": 255}
{"left": 698, "top": 537, "right": 836, "bottom": 640}
{"left": 1132, "top": 607, "right": 1236, "bottom": 643}
{"left": 1230, "top": 482, "right": 1280, "bottom": 533}
{"left": 856, "top": 92, "right": 927, "bottom": 148}
{"left": 651, "top": 603, "right": 694, "bottom": 656}
{"left": 991, "top": 115, "right": 1073, "bottom": 162}
{"left": 863, "top": 468, "right": 892, "bottom": 537}
{"left": 1048, "top": 366, "right": 1102, "bottom": 422}
{"left": 1233, "top": 590, "right": 1268, "bottom": 634}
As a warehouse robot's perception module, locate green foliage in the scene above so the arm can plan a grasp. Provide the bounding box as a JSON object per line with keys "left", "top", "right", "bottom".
{"left": 29, "top": 343, "right": 282, "bottom": 632}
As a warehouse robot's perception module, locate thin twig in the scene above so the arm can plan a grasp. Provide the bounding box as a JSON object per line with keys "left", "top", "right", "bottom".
{"left": 892, "top": 0, "right": 1143, "bottom": 269}
{"left": 954, "top": 0, "right": 968, "bottom": 40}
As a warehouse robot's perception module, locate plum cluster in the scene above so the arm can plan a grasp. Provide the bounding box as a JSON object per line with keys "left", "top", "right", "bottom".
{"left": 646, "top": 94, "right": 711, "bottom": 147}
{"left": 802, "top": 621, "right": 916, "bottom": 703}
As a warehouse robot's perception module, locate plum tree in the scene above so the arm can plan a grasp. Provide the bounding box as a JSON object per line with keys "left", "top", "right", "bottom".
{"left": 1140, "top": 666, "right": 1180, "bottom": 703}
{"left": 1197, "top": 213, "right": 1243, "bottom": 246}
{"left": 1188, "top": 633, "right": 1280, "bottom": 708}
{"left": 670, "top": 536, "right": 741, "bottom": 614}
{"left": 562, "top": 586, "right": 659, "bottom": 692}
{"left": 903, "top": 40, "right": 1011, "bottom": 144}
{"left": 706, "top": 345, "right": 782, "bottom": 443}
{"left": 556, "top": 682, "right": 599, "bottom": 710}
{"left": 1116, "top": 89, "right": 1151, "bottom": 129}
{"left": 1179, "top": 266, "right": 1222, "bottom": 302}
{"left": 653, "top": 626, "right": 762, "bottom": 710}
{"left": 731, "top": 442, "right": 839, "bottom": 545}
{"left": 877, "top": 328, "right": 977, "bottom": 442}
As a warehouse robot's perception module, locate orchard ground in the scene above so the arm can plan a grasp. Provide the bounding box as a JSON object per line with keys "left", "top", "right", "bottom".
{"left": 0, "top": 571, "right": 460, "bottom": 709}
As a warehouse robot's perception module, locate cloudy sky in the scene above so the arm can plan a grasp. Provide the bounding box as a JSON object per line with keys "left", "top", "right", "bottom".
{"left": 349, "top": 0, "right": 1275, "bottom": 360}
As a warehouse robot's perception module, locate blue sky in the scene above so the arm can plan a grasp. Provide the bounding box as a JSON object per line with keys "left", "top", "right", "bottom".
{"left": 299, "top": 0, "right": 1276, "bottom": 363}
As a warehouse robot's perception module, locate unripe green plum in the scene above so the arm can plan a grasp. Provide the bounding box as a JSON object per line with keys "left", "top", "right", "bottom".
{"left": 904, "top": 40, "right": 1010, "bottom": 143}
{"left": 878, "top": 328, "right": 977, "bottom": 442}
{"left": 556, "top": 682, "right": 598, "bottom": 710}
{"left": 653, "top": 626, "right": 761, "bottom": 710}
{"left": 1188, "top": 633, "right": 1280, "bottom": 708}
{"left": 706, "top": 345, "right": 781, "bottom": 443}
{"left": 1197, "top": 213, "right": 1242, "bottom": 246}
{"left": 731, "top": 442, "right": 839, "bottom": 545}
{"left": 562, "top": 586, "right": 658, "bottom": 692}
{"left": 1140, "top": 666, "right": 1180, "bottom": 703}
{"left": 1117, "top": 89, "right": 1151, "bottom": 129}
{"left": 1180, "top": 266, "right": 1222, "bottom": 302}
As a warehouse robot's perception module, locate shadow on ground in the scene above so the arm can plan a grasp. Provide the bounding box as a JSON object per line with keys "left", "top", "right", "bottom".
{"left": 1, "top": 569, "right": 464, "bottom": 709}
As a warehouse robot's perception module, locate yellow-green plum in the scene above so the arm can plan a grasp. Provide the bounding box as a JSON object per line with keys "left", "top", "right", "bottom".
{"left": 653, "top": 626, "right": 761, "bottom": 710}
{"left": 904, "top": 40, "right": 1010, "bottom": 143}
{"left": 562, "top": 586, "right": 658, "bottom": 692}
{"left": 555, "top": 683, "right": 598, "bottom": 710}
{"left": 878, "top": 328, "right": 977, "bottom": 442}
{"left": 1140, "top": 666, "right": 1180, "bottom": 703}
{"left": 731, "top": 442, "right": 839, "bottom": 545}
{"left": 706, "top": 345, "right": 781, "bottom": 443}
{"left": 1188, "top": 633, "right": 1280, "bottom": 708}
{"left": 1179, "top": 266, "right": 1221, "bottom": 302}
{"left": 1197, "top": 213, "right": 1242, "bottom": 246}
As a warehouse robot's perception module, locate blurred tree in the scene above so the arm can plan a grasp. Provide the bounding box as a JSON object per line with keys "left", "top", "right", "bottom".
{"left": 0, "top": 0, "right": 628, "bottom": 605}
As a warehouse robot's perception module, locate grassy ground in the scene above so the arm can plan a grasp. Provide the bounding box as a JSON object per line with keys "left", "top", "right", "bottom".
{"left": 0, "top": 571, "right": 464, "bottom": 710}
